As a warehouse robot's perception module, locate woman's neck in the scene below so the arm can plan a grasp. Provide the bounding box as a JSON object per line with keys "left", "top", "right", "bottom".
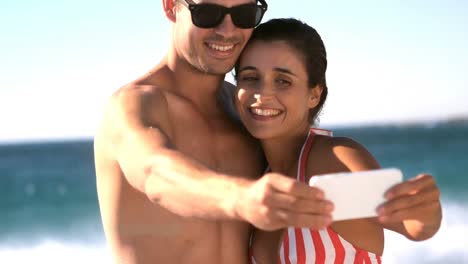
{"left": 261, "top": 126, "right": 311, "bottom": 175}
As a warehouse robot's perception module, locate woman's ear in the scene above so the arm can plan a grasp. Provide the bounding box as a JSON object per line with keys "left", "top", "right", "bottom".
{"left": 163, "top": 0, "right": 177, "bottom": 22}
{"left": 307, "top": 85, "right": 323, "bottom": 108}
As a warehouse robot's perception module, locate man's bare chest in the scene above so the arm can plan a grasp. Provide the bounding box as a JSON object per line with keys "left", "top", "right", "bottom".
{"left": 168, "top": 122, "right": 260, "bottom": 178}
{"left": 172, "top": 128, "right": 239, "bottom": 169}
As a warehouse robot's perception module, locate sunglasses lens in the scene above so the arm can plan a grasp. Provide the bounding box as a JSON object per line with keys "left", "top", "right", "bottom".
{"left": 231, "top": 5, "right": 263, "bottom": 28}
{"left": 189, "top": 3, "right": 265, "bottom": 29}
{"left": 191, "top": 5, "right": 225, "bottom": 28}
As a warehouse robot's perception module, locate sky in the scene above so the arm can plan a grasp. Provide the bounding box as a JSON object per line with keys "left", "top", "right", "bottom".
{"left": 1, "top": 0, "right": 467, "bottom": 142}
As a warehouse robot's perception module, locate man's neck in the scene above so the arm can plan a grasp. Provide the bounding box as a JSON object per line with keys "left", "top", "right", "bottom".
{"left": 165, "top": 52, "right": 227, "bottom": 115}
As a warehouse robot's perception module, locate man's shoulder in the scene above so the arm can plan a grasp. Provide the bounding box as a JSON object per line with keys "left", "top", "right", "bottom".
{"left": 97, "top": 81, "right": 170, "bottom": 135}
{"left": 110, "top": 65, "right": 173, "bottom": 106}
{"left": 113, "top": 81, "right": 166, "bottom": 101}
{"left": 219, "top": 81, "right": 236, "bottom": 101}
{"left": 104, "top": 81, "right": 169, "bottom": 118}
{"left": 94, "top": 81, "right": 171, "bottom": 156}
{"left": 218, "top": 81, "right": 240, "bottom": 123}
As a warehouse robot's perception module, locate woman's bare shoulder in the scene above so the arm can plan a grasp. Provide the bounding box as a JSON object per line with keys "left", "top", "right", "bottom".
{"left": 309, "top": 135, "right": 380, "bottom": 174}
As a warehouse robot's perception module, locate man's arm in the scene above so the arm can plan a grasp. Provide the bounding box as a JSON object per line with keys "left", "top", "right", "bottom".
{"left": 101, "top": 85, "right": 248, "bottom": 219}
{"left": 97, "top": 84, "right": 333, "bottom": 228}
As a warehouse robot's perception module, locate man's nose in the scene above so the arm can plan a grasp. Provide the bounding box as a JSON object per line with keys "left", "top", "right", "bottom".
{"left": 214, "top": 14, "right": 236, "bottom": 38}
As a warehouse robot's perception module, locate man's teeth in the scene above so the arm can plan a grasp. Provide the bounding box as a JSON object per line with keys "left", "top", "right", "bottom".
{"left": 208, "top": 43, "right": 234, "bottom": 52}
{"left": 251, "top": 108, "right": 281, "bottom": 117}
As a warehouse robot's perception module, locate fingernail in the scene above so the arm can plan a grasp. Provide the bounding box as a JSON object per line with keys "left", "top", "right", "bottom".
{"left": 385, "top": 191, "right": 393, "bottom": 199}
{"left": 377, "top": 206, "right": 385, "bottom": 215}
{"left": 379, "top": 216, "right": 388, "bottom": 222}
{"left": 316, "top": 192, "right": 324, "bottom": 199}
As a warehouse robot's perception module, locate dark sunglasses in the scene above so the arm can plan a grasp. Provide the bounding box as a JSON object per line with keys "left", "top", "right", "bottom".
{"left": 177, "top": 0, "right": 268, "bottom": 29}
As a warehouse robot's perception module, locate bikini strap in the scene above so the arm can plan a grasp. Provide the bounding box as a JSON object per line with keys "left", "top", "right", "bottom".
{"left": 297, "top": 129, "right": 316, "bottom": 183}
{"left": 297, "top": 128, "right": 333, "bottom": 183}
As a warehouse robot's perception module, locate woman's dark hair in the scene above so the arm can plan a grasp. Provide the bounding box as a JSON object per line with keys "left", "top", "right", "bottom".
{"left": 234, "top": 18, "right": 328, "bottom": 125}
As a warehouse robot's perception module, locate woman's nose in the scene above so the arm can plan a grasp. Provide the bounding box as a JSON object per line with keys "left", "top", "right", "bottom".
{"left": 253, "top": 89, "right": 274, "bottom": 102}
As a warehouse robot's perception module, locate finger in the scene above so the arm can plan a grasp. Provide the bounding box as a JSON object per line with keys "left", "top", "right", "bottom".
{"left": 252, "top": 207, "right": 286, "bottom": 231}
{"left": 378, "top": 201, "right": 441, "bottom": 223}
{"left": 265, "top": 173, "right": 325, "bottom": 199}
{"left": 379, "top": 187, "right": 440, "bottom": 216}
{"left": 280, "top": 211, "right": 333, "bottom": 229}
{"left": 267, "top": 190, "right": 334, "bottom": 215}
{"left": 258, "top": 207, "right": 306, "bottom": 230}
{"left": 385, "top": 174, "right": 437, "bottom": 199}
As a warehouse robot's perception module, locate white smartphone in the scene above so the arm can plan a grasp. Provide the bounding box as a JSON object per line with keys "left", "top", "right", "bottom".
{"left": 309, "top": 168, "right": 403, "bottom": 221}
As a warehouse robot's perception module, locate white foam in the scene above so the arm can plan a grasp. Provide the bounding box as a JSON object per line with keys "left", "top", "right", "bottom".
{"left": 383, "top": 202, "right": 468, "bottom": 263}
{"left": 1, "top": 201, "right": 467, "bottom": 263}
{"left": 0, "top": 240, "right": 113, "bottom": 264}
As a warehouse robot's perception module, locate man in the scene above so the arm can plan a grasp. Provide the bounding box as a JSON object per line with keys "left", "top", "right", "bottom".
{"left": 94, "top": 0, "right": 442, "bottom": 263}
{"left": 95, "top": 0, "right": 334, "bottom": 263}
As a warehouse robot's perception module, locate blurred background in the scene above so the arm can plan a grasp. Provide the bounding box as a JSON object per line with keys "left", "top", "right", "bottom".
{"left": 1, "top": 0, "right": 467, "bottom": 263}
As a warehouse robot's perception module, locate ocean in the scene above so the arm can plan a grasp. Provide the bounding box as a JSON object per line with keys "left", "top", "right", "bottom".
{"left": 1, "top": 122, "right": 467, "bottom": 263}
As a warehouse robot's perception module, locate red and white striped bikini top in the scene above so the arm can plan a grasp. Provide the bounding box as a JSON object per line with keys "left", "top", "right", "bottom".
{"left": 255, "top": 128, "right": 383, "bottom": 264}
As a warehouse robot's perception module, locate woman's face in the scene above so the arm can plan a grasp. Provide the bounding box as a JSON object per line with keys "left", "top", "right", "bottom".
{"left": 236, "top": 40, "right": 321, "bottom": 140}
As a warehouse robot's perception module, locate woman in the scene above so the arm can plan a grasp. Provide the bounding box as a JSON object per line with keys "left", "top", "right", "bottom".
{"left": 233, "top": 18, "right": 442, "bottom": 263}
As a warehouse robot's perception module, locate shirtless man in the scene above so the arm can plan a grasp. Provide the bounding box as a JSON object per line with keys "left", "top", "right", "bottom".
{"left": 94, "top": 0, "right": 335, "bottom": 263}
{"left": 94, "top": 1, "right": 442, "bottom": 263}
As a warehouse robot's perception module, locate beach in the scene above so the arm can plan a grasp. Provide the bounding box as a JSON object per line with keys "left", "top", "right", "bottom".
{"left": 1, "top": 122, "right": 467, "bottom": 263}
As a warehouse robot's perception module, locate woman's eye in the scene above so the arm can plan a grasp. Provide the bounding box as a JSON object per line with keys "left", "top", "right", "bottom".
{"left": 276, "top": 79, "right": 291, "bottom": 86}
{"left": 239, "top": 76, "right": 258, "bottom": 82}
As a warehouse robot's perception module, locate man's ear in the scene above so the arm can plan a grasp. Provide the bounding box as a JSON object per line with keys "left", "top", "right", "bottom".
{"left": 307, "top": 85, "right": 323, "bottom": 108}
{"left": 163, "top": 0, "right": 177, "bottom": 22}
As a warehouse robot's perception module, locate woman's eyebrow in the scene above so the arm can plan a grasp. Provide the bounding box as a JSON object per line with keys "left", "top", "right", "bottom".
{"left": 239, "top": 66, "right": 296, "bottom": 76}
{"left": 273, "top": 67, "right": 296, "bottom": 76}
{"left": 238, "top": 66, "right": 257, "bottom": 73}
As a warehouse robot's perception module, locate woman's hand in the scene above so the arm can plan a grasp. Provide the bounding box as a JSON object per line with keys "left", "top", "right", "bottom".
{"left": 377, "top": 174, "right": 442, "bottom": 241}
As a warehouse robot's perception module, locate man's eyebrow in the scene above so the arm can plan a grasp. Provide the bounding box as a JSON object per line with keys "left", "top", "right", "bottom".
{"left": 238, "top": 66, "right": 257, "bottom": 72}
{"left": 274, "top": 67, "right": 297, "bottom": 76}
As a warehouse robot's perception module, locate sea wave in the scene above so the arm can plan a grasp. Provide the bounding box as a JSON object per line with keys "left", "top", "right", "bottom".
{"left": 0, "top": 240, "right": 112, "bottom": 264}
{"left": 1, "top": 201, "right": 467, "bottom": 264}
{"left": 383, "top": 201, "right": 468, "bottom": 264}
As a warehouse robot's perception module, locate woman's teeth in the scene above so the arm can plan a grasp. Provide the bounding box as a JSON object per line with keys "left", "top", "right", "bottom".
{"left": 251, "top": 108, "right": 281, "bottom": 117}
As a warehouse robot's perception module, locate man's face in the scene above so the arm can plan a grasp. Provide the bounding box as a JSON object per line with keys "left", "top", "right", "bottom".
{"left": 173, "top": 0, "right": 258, "bottom": 75}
